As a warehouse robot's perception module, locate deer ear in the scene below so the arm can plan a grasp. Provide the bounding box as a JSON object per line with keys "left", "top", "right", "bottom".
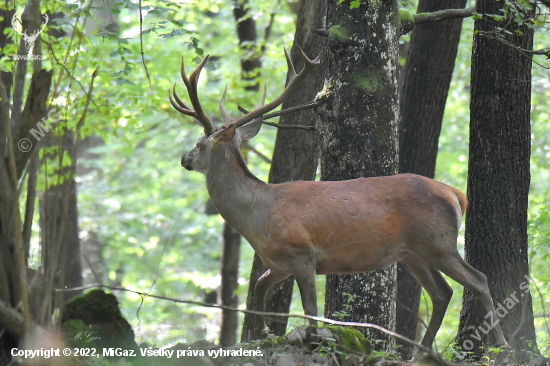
{"left": 211, "top": 124, "right": 236, "bottom": 144}
{"left": 238, "top": 117, "right": 263, "bottom": 141}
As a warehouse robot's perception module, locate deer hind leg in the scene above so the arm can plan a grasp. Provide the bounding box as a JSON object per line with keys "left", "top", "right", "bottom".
{"left": 254, "top": 268, "right": 291, "bottom": 336}
{"left": 430, "top": 254, "right": 509, "bottom": 348}
{"left": 402, "top": 254, "right": 453, "bottom": 350}
{"left": 290, "top": 259, "right": 318, "bottom": 326}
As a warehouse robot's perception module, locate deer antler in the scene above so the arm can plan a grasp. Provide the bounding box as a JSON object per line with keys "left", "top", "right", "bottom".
{"left": 220, "top": 46, "right": 321, "bottom": 129}
{"left": 169, "top": 56, "right": 214, "bottom": 135}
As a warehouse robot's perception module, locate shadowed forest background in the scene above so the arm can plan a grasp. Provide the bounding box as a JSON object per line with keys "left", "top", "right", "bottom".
{"left": 1, "top": 0, "right": 550, "bottom": 365}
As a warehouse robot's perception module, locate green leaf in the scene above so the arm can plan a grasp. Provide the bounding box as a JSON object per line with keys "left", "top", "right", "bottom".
{"left": 350, "top": 0, "right": 361, "bottom": 9}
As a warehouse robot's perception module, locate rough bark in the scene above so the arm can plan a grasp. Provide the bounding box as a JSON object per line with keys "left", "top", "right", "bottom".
{"left": 241, "top": 0, "right": 325, "bottom": 342}
{"left": 396, "top": 0, "right": 466, "bottom": 359}
{"left": 318, "top": 0, "right": 399, "bottom": 351}
{"left": 219, "top": 224, "right": 241, "bottom": 346}
{"left": 456, "top": 1, "right": 537, "bottom": 361}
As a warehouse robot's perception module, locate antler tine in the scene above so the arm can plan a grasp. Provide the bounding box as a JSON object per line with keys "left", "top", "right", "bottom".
{"left": 169, "top": 86, "right": 193, "bottom": 114}
{"left": 169, "top": 55, "right": 214, "bottom": 135}
{"left": 220, "top": 86, "right": 234, "bottom": 125}
{"left": 231, "top": 46, "right": 321, "bottom": 129}
{"left": 172, "top": 84, "right": 192, "bottom": 110}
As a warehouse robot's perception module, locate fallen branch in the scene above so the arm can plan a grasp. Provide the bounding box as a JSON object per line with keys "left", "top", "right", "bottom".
{"left": 56, "top": 284, "right": 432, "bottom": 355}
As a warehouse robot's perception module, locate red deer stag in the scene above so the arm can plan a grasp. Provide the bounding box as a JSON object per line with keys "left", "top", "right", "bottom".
{"left": 169, "top": 47, "right": 509, "bottom": 351}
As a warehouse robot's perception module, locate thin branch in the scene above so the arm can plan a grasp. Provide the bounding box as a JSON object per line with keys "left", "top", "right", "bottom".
{"left": 237, "top": 101, "right": 318, "bottom": 130}
{"left": 262, "top": 121, "right": 315, "bottom": 130}
{"left": 1, "top": 77, "right": 32, "bottom": 333}
{"left": 75, "top": 69, "right": 98, "bottom": 133}
{"left": 242, "top": 140, "right": 272, "bottom": 164}
{"left": 262, "top": 0, "right": 280, "bottom": 47}
{"left": 263, "top": 101, "right": 319, "bottom": 120}
{"left": 530, "top": 276, "right": 550, "bottom": 336}
{"left": 83, "top": 255, "right": 102, "bottom": 284}
{"left": 22, "top": 154, "right": 38, "bottom": 259}
{"left": 42, "top": 39, "right": 100, "bottom": 107}
{"left": 138, "top": 0, "right": 152, "bottom": 87}
{"left": 56, "top": 284, "right": 437, "bottom": 357}
{"left": 478, "top": 32, "right": 550, "bottom": 68}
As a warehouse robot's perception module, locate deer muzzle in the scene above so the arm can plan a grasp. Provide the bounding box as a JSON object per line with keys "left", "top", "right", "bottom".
{"left": 181, "top": 154, "right": 194, "bottom": 171}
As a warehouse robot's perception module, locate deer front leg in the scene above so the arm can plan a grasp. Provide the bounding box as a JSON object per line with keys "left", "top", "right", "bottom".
{"left": 254, "top": 268, "right": 291, "bottom": 337}
{"left": 290, "top": 259, "right": 318, "bottom": 326}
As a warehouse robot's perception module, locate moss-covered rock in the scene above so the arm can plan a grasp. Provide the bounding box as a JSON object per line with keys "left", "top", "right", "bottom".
{"left": 325, "top": 325, "right": 372, "bottom": 354}
{"left": 61, "top": 289, "right": 137, "bottom": 353}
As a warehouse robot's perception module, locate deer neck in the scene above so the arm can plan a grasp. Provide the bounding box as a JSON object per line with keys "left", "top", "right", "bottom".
{"left": 205, "top": 141, "right": 269, "bottom": 233}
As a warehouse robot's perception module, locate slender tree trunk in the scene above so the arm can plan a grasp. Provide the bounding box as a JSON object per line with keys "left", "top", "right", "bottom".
{"left": 396, "top": 0, "right": 466, "bottom": 359}
{"left": 318, "top": 0, "right": 399, "bottom": 351}
{"left": 456, "top": 1, "right": 537, "bottom": 361}
{"left": 232, "top": 0, "right": 261, "bottom": 89}
{"left": 220, "top": 0, "right": 262, "bottom": 345}
{"left": 241, "top": 0, "right": 325, "bottom": 342}
{"left": 219, "top": 224, "right": 241, "bottom": 346}
{"left": 38, "top": 133, "right": 82, "bottom": 323}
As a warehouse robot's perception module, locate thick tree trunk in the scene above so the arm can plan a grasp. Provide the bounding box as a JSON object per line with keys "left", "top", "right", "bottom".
{"left": 396, "top": 0, "right": 466, "bottom": 359}
{"left": 241, "top": 0, "right": 325, "bottom": 342}
{"left": 456, "top": 1, "right": 537, "bottom": 361}
{"left": 318, "top": 0, "right": 399, "bottom": 351}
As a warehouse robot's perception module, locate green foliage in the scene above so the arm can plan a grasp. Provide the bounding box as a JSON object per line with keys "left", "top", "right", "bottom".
{"left": 331, "top": 292, "right": 358, "bottom": 320}
{"left": 328, "top": 24, "right": 351, "bottom": 43}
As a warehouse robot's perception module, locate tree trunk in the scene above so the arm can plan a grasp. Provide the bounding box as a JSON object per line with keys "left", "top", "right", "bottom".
{"left": 318, "top": 0, "right": 399, "bottom": 351}
{"left": 0, "top": 2, "right": 53, "bottom": 361}
{"left": 220, "top": 0, "right": 262, "bottom": 344}
{"left": 232, "top": 0, "right": 261, "bottom": 89}
{"left": 456, "top": 1, "right": 537, "bottom": 361}
{"left": 219, "top": 224, "right": 241, "bottom": 346}
{"left": 39, "top": 133, "right": 82, "bottom": 323}
{"left": 240, "top": 0, "right": 325, "bottom": 342}
{"left": 397, "top": 0, "right": 466, "bottom": 358}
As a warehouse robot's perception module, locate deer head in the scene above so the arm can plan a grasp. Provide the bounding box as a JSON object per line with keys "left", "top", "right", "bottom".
{"left": 169, "top": 47, "right": 321, "bottom": 175}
